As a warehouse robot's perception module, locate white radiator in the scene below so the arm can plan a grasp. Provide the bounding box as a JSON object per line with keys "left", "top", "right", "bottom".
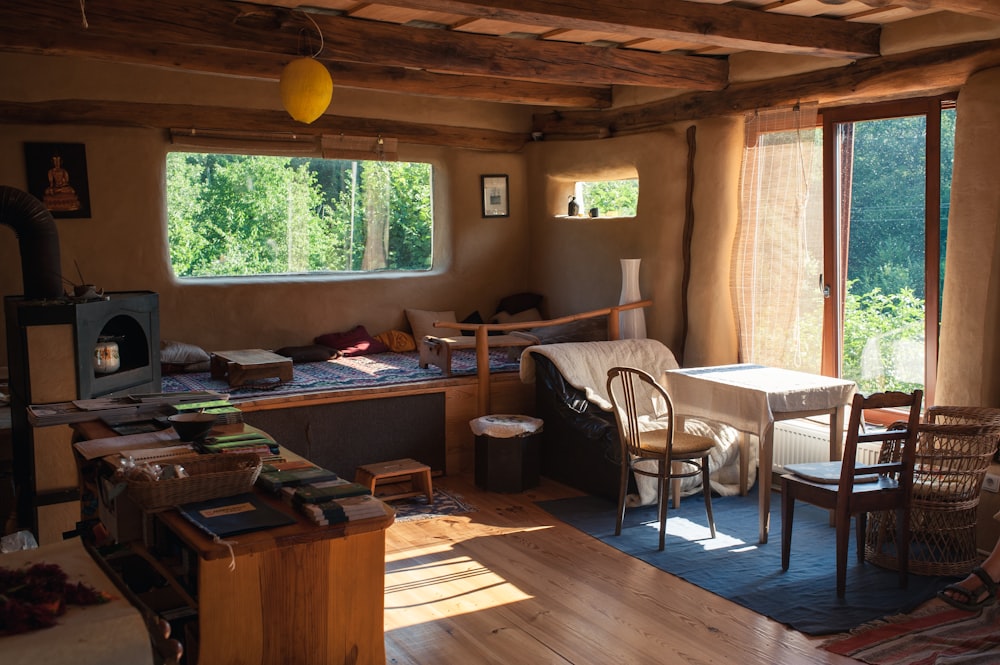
{"left": 772, "top": 419, "right": 882, "bottom": 471}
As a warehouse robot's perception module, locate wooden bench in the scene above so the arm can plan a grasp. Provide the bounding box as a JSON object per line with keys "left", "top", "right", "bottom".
{"left": 210, "top": 349, "right": 292, "bottom": 388}
{"left": 354, "top": 458, "right": 433, "bottom": 503}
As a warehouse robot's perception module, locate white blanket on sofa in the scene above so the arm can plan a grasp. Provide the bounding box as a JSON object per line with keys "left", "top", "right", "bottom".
{"left": 520, "top": 339, "right": 756, "bottom": 504}
{"left": 520, "top": 339, "right": 679, "bottom": 409}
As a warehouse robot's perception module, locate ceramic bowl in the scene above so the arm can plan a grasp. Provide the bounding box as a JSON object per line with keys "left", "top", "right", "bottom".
{"left": 168, "top": 412, "right": 217, "bottom": 441}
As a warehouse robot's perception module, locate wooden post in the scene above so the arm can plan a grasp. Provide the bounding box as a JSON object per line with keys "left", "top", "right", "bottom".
{"left": 475, "top": 326, "right": 491, "bottom": 416}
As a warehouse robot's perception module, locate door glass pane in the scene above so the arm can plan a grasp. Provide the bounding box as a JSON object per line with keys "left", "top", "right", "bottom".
{"left": 940, "top": 107, "right": 955, "bottom": 313}
{"left": 840, "top": 116, "right": 926, "bottom": 393}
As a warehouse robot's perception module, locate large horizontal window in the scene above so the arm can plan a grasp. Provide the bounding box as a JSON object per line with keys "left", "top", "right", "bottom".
{"left": 166, "top": 152, "right": 433, "bottom": 278}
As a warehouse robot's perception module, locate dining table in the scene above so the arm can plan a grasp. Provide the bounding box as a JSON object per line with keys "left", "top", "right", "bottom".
{"left": 662, "top": 364, "right": 857, "bottom": 544}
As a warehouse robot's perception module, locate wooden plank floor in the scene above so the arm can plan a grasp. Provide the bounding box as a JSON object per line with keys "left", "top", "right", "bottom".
{"left": 383, "top": 474, "right": 857, "bottom": 665}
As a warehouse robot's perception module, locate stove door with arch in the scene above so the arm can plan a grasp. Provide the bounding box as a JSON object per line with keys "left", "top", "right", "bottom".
{"left": 4, "top": 291, "right": 160, "bottom": 543}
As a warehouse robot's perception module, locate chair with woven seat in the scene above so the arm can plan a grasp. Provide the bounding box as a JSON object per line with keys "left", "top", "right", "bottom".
{"left": 865, "top": 406, "right": 1000, "bottom": 576}
{"left": 781, "top": 389, "right": 922, "bottom": 597}
{"left": 606, "top": 366, "right": 717, "bottom": 551}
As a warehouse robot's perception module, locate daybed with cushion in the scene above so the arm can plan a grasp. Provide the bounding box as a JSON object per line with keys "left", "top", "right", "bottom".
{"left": 156, "top": 309, "right": 611, "bottom": 478}
{"left": 159, "top": 334, "right": 527, "bottom": 479}
{"left": 521, "top": 339, "right": 752, "bottom": 505}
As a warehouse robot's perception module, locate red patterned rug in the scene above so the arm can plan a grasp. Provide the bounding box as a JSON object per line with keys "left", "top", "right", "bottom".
{"left": 824, "top": 596, "right": 1000, "bottom": 664}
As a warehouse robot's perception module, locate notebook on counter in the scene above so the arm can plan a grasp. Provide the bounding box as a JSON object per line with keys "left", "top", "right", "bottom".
{"left": 178, "top": 492, "right": 296, "bottom": 538}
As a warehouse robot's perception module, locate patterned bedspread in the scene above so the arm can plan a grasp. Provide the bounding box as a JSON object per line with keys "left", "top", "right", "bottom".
{"left": 161, "top": 348, "right": 522, "bottom": 400}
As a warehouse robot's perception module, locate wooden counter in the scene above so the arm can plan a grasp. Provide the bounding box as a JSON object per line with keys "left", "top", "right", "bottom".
{"left": 74, "top": 419, "right": 394, "bottom": 665}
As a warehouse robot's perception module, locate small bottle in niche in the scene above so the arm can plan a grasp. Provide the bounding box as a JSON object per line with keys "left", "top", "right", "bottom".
{"left": 567, "top": 196, "right": 579, "bottom": 217}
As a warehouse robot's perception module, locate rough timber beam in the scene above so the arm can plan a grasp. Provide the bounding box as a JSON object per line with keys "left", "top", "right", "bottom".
{"left": 532, "top": 38, "right": 1000, "bottom": 139}
{"left": 0, "top": 0, "right": 727, "bottom": 90}
{"left": 0, "top": 31, "right": 610, "bottom": 109}
{"left": 358, "top": 0, "right": 881, "bottom": 58}
{"left": 849, "top": 0, "right": 1000, "bottom": 21}
{"left": 0, "top": 100, "right": 529, "bottom": 152}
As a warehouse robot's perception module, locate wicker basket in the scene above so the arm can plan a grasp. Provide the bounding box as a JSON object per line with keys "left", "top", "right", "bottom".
{"left": 127, "top": 452, "right": 262, "bottom": 512}
{"left": 866, "top": 409, "right": 1000, "bottom": 576}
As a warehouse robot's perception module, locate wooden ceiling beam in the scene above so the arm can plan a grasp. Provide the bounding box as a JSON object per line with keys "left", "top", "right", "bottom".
{"left": 532, "top": 38, "right": 1000, "bottom": 139}
{"left": 0, "top": 0, "right": 727, "bottom": 90}
{"left": 0, "top": 100, "right": 528, "bottom": 152}
{"left": 356, "top": 0, "right": 881, "bottom": 57}
{"left": 849, "top": 0, "right": 1000, "bottom": 21}
{"left": 0, "top": 30, "right": 611, "bottom": 109}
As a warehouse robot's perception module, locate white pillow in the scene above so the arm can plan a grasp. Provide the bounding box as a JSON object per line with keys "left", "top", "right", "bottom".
{"left": 405, "top": 309, "right": 460, "bottom": 341}
{"left": 160, "top": 339, "right": 210, "bottom": 365}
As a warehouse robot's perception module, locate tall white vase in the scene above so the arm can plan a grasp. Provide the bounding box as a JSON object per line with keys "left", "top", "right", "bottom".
{"left": 618, "top": 258, "right": 647, "bottom": 339}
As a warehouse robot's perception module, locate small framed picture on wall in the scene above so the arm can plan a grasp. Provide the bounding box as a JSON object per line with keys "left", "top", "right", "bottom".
{"left": 481, "top": 174, "right": 509, "bottom": 218}
{"left": 23, "top": 141, "right": 92, "bottom": 218}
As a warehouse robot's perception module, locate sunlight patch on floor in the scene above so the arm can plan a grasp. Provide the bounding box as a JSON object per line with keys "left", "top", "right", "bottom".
{"left": 384, "top": 552, "right": 534, "bottom": 629}
{"left": 639, "top": 516, "right": 757, "bottom": 552}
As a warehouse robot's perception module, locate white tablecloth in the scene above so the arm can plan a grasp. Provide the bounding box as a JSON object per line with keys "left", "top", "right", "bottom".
{"left": 663, "top": 364, "right": 857, "bottom": 439}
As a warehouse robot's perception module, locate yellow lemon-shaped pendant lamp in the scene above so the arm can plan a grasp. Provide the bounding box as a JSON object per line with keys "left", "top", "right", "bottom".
{"left": 280, "top": 57, "right": 333, "bottom": 124}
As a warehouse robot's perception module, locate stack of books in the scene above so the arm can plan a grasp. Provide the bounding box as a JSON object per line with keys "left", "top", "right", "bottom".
{"left": 199, "top": 431, "right": 280, "bottom": 457}
{"left": 202, "top": 405, "right": 244, "bottom": 426}
{"left": 255, "top": 464, "right": 339, "bottom": 494}
{"left": 172, "top": 399, "right": 243, "bottom": 426}
{"left": 296, "top": 493, "right": 386, "bottom": 526}
{"left": 291, "top": 478, "right": 383, "bottom": 525}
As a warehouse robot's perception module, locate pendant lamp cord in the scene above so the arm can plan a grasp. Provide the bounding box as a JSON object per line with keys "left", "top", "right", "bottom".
{"left": 299, "top": 11, "right": 324, "bottom": 58}
{"left": 79, "top": 0, "right": 89, "bottom": 28}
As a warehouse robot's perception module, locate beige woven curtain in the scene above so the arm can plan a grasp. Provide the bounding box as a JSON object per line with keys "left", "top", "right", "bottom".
{"left": 732, "top": 103, "right": 823, "bottom": 371}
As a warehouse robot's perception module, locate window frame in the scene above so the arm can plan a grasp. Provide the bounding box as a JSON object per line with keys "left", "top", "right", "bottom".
{"left": 164, "top": 148, "right": 436, "bottom": 279}
{"left": 820, "top": 96, "right": 954, "bottom": 412}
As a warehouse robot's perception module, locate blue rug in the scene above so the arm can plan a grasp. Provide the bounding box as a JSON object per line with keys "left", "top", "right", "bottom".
{"left": 537, "top": 489, "right": 956, "bottom": 635}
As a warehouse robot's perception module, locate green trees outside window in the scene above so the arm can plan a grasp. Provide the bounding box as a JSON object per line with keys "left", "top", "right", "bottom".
{"left": 166, "top": 153, "right": 433, "bottom": 277}
{"left": 839, "top": 108, "right": 954, "bottom": 395}
{"left": 576, "top": 178, "right": 638, "bottom": 217}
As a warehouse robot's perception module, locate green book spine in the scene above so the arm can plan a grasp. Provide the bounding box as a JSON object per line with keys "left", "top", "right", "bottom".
{"left": 292, "top": 482, "right": 372, "bottom": 505}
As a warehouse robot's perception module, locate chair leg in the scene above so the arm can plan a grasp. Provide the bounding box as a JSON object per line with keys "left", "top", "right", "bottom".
{"left": 671, "top": 462, "right": 682, "bottom": 509}
{"left": 658, "top": 468, "right": 668, "bottom": 551}
{"left": 897, "top": 506, "right": 910, "bottom": 589}
{"left": 701, "top": 455, "right": 716, "bottom": 538}
{"left": 835, "top": 511, "right": 851, "bottom": 598}
{"left": 781, "top": 481, "right": 794, "bottom": 571}
{"left": 615, "top": 461, "right": 629, "bottom": 537}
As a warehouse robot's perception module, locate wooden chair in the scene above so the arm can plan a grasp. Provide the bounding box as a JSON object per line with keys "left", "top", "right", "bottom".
{"left": 606, "top": 366, "right": 717, "bottom": 551}
{"left": 781, "top": 389, "right": 922, "bottom": 597}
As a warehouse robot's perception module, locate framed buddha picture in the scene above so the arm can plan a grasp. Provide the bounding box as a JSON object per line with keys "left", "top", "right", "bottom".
{"left": 24, "top": 141, "right": 92, "bottom": 218}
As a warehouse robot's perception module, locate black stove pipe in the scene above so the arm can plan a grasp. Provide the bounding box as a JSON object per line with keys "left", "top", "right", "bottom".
{"left": 0, "top": 186, "right": 63, "bottom": 300}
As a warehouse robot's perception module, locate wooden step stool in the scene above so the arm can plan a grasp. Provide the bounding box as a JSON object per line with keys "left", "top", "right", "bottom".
{"left": 354, "top": 458, "right": 433, "bottom": 503}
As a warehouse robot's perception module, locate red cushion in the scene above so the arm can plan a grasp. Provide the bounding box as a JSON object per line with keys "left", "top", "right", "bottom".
{"left": 314, "top": 325, "right": 390, "bottom": 357}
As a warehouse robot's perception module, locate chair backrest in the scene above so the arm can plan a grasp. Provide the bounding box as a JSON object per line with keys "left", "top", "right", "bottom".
{"left": 913, "top": 420, "right": 1000, "bottom": 503}
{"left": 880, "top": 405, "right": 1000, "bottom": 503}
{"left": 926, "top": 405, "right": 1000, "bottom": 428}
{"left": 838, "top": 389, "right": 923, "bottom": 499}
{"left": 606, "top": 366, "right": 674, "bottom": 459}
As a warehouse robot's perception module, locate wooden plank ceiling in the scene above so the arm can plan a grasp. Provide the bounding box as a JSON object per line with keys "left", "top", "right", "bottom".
{"left": 2, "top": 0, "right": 999, "bottom": 147}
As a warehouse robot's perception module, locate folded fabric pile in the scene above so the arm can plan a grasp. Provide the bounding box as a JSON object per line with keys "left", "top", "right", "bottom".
{"left": 291, "top": 479, "right": 383, "bottom": 525}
